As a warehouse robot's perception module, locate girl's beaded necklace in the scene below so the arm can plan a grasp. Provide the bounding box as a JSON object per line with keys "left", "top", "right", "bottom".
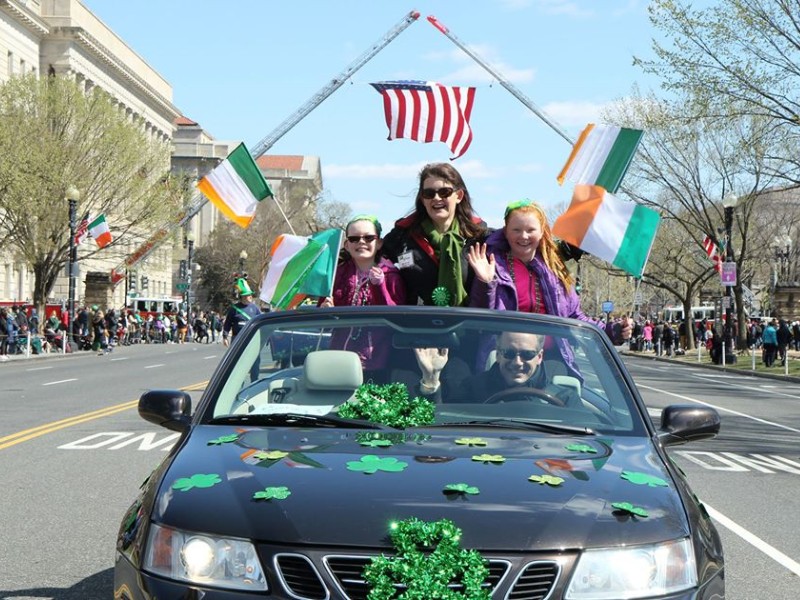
{"left": 507, "top": 252, "right": 546, "bottom": 314}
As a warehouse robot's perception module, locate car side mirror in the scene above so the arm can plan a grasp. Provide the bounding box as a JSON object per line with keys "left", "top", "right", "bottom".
{"left": 658, "top": 405, "right": 720, "bottom": 447}
{"left": 139, "top": 390, "right": 192, "bottom": 432}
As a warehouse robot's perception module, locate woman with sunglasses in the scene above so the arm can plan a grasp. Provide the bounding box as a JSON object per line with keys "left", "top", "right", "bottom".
{"left": 319, "top": 215, "right": 405, "bottom": 381}
{"left": 382, "top": 163, "right": 487, "bottom": 307}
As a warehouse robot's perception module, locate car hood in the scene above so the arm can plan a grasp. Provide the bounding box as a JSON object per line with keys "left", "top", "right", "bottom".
{"left": 152, "top": 425, "right": 689, "bottom": 551}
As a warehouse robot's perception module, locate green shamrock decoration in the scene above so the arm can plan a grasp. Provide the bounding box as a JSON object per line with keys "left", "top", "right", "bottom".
{"left": 565, "top": 443, "right": 597, "bottom": 454}
{"left": 363, "top": 518, "right": 490, "bottom": 600}
{"left": 253, "top": 486, "right": 292, "bottom": 501}
{"left": 528, "top": 474, "right": 565, "bottom": 487}
{"left": 253, "top": 450, "right": 289, "bottom": 460}
{"left": 471, "top": 453, "right": 506, "bottom": 464}
{"left": 621, "top": 470, "right": 669, "bottom": 487}
{"left": 207, "top": 433, "right": 240, "bottom": 446}
{"left": 347, "top": 455, "right": 408, "bottom": 474}
{"left": 431, "top": 286, "right": 452, "bottom": 306}
{"left": 172, "top": 473, "right": 222, "bottom": 492}
{"left": 443, "top": 483, "right": 480, "bottom": 496}
{"left": 455, "top": 437, "right": 487, "bottom": 447}
{"left": 339, "top": 382, "right": 435, "bottom": 428}
{"left": 611, "top": 502, "right": 649, "bottom": 518}
{"left": 360, "top": 439, "right": 394, "bottom": 448}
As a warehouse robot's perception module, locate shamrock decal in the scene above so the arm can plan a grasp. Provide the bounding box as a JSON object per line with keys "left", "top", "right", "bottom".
{"left": 565, "top": 443, "right": 597, "bottom": 454}
{"left": 207, "top": 433, "right": 240, "bottom": 446}
{"left": 528, "top": 474, "right": 565, "bottom": 487}
{"left": 431, "top": 286, "right": 451, "bottom": 306}
{"left": 360, "top": 439, "right": 394, "bottom": 448}
{"left": 443, "top": 483, "right": 480, "bottom": 496}
{"left": 347, "top": 455, "right": 408, "bottom": 474}
{"left": 611, "top": 502, "right": 649, "bottom": 518}
{"left": 172, "top": 473, "right": 222, "bottom": 492}
{"left": 471, "top": 453, "right": 506, "bottom": 464}
{"left": 363, "top": 518, "right": 490, "bottom": 600}
{"left": 621, "top": 470, "right": 669, "bottom": 487}
{"left": 455, "top": 437, "right": 488, "bottom": 447}
{"left": 253, "top": 450, "right": 289, "bottom": 460}
{"left": 253, "top": 486, "right": 292, "bottom": 501}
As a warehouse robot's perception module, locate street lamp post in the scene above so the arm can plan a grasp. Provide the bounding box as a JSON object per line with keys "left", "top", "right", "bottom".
{"left": 722, "top": 195, "right": 739, "bottom": 364}
{"left": 239, "top": 249, "right": 248, "bottom": 277}
{"left": 185, "top": 232, "right": 195, "bottom": 310}
{"left": 774, "top": 236, "right": 792, "bottom": 283}
{"left": 65, "top": 185, "right": 80, "bottom": 344}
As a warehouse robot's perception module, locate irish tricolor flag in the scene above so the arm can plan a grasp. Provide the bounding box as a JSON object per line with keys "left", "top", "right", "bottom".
{"left": 557, "top": 124, "right": 644, "bottom": 193}
{"left": 553, "top": 184, "right": 660, "bottom": 277}
{"left": 88, "top": 214, "right": 112, "bottom": 249}
{"left": 260, "top": 229, "right": 343, "bottom": 309}
{"left": 196, "top": 143, "right": 273, "bottom": 228}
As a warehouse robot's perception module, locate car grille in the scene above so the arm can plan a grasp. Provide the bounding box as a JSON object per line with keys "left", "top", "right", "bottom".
{"left": 507, "top": 561, "right": 562, "bottom": 600}
{"left": 275, "top": 553, "right": 328, "bottom": 600}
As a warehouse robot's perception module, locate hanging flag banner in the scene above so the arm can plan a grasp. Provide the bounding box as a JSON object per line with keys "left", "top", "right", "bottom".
{"left": 721, "top": 262, "right": 737, "bottom": 286}
{"left": 557, "top": 123, "right": 644, "bottom": 193}
{"left": 371, "top": 80, "right": 476, "bottom": 159}
{"left": 702, "top": 235, "right": 723, "bottom": 274}
{"left": 88, "top": 214, "right": 112, "bottom": 249}
{"left": 74, "top": 212, "right": 90, "bottom": 246}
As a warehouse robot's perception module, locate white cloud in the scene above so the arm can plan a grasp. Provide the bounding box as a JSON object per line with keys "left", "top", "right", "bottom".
{"left": 540, "top": 100, "right": 608, "bottom": 127}
{"left": 424, "top": 45, "right": 535, "bottom": 86}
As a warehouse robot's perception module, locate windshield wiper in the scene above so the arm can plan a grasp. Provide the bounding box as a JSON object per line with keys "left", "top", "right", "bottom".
{"left": 425, "top": 419, "right": 595, "bottom": 436}
{"left": 208, "top": 413, "right": 388, "bottom": 430}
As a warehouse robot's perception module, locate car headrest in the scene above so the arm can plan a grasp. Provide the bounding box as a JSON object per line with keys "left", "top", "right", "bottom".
{"left": 303, "top": 350, "right": 364, "bottom": 390}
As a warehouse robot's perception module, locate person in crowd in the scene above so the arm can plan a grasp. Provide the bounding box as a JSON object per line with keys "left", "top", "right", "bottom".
{"left": 222, "top": 278, "right": 261, "bottom": 346}
{"left": 176, "top": 310, "right": 189, "bottom": 344}
{"left": 777, "top": 318, "right": 792, "bottom": 366}
{"left": 662, "top": 322, "right": 675, "bottom": 356}
{"left": 90, "top": 305, "right": 108, "bottom": 355}
{"left": 209, "top": 311, "right": 221, "bottom": 343}
{"left": 642, "top": 320, "right": 653, "bottom": 351}
{"left": 762, "top": 318, "right": 778, "bottom": 367}
{"left": 77, "top": 305, "right": 89, "bottom": 337}
{"left": 28, "top": 307, "right": 39, "bottom": 335}
{"left": 193, "top": 311, "right": 210, "bottom": 343}
{"left": 14, "top": 305, "right": 29, "bottom": 334}
{"left": 46, "top": 311, "right": 61, "bottom": 334}
{"left": 382, "top": 162, "right": 487, "bottom": 307}
{"left": 319, "top": 215, "right": 406, "bottom": 381}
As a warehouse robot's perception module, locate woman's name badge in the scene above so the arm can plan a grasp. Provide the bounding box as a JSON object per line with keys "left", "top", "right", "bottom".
{"left": 397, "top": 251, "right": 414, "bottom": 269}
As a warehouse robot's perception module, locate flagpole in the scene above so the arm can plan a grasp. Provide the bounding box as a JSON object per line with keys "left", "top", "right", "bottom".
{"left": 427, "top": 15, "right": 575, "bottom": 146}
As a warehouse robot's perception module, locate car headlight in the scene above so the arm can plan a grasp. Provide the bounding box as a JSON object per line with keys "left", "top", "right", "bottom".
{"left": 143, "top": 523, "right": 267, "bottom": 592}
{"left": 565, "top": 538, "right": 696, "bottom": 599}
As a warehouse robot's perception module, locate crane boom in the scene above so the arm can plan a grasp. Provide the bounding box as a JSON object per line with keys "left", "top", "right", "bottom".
{"left": 426, "top": 15, "right": 574, "bottom": 146}
{"left": 111, "top": 10, "right": 421, "bottom": 286}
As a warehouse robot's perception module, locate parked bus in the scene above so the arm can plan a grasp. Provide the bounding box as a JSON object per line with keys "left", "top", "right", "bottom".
{"left": 662, "top": 305, "right": 717, "bottom": 324}
{"left": 127, "top": 297, "right": 181, "bottom": 319}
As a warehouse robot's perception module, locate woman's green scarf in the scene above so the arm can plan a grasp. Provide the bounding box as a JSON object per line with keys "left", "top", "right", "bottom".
{"left": 421, "top": 218, "right": 467, "bottom": 306}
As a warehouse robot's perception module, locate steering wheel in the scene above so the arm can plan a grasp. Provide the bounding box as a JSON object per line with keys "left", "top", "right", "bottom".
{"left": 484, "top": 386, "right": 566, "bottom": 406}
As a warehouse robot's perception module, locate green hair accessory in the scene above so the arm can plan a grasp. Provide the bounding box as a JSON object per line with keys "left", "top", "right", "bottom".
{"left": 347, "top": 214, "right": 382, "bottom": 236}
{"left": 236, "top": 278, "right": 253, "bottom": 296}
{"left": 504, "top": 199, "right": 534, "bottom": 218}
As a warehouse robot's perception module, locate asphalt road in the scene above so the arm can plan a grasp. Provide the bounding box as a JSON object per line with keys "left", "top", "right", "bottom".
{"left": 1, "top": 344, "right": 798, "bottom": 598}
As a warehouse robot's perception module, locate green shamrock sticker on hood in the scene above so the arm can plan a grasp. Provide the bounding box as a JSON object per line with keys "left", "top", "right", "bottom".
{"left": 172, "top": 473, "right": 222, "bottom": 492}
{"left": 347, "top": 455, "right": 408, "bottom": 474}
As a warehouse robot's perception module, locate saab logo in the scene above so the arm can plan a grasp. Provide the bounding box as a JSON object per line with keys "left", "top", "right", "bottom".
{"left": 675, "top": 451, "right": 800, "bottom": 474}
{"left": 58, "top": 432, "right": 179, "bottom": 451}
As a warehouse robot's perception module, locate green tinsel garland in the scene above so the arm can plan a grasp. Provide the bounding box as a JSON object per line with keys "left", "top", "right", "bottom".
{"left": 363, "top": 518, "right": 490, "bottom": 600}
{"left": 339, "top": 382, "right": 435, "bottom": 428}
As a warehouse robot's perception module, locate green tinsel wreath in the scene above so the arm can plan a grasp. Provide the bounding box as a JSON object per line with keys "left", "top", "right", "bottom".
{"left": 338, "top": 382, "right": 435, "bottom": 428}
{"left": 363, "top": 518, "right": 490, "bottom": 600}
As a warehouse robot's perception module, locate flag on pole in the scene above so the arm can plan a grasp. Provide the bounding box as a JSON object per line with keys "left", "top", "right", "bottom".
{"left": 196, "top": 143, "right": 273, "bottom": 228}
{"left": 553, "top": 184, "right": 660, "bottom": 277}
{"left": 371, "top": 80, "right": 477, "bottom": 159}
{"left": 88, "top": 214, "right": 112, "bottom": 249}
{"left": 557, "top": 123, "right": 644, "bottom": 193}
{"left": 260, "top": 229, "right": 343, "bottom": 309}
{"left": 702, "top": 235, "right": 723, "bottom": 274}
{"left": 74, "top": 212, "right": 90, "bottom": 245}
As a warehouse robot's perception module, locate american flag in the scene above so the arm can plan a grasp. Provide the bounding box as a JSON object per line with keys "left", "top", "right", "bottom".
{"left": 702, "top": 235, "right": 722, "bottom": 273}
{"left": 74, "top": 212, "right": 90, "bottom": 245}
{"left": 371, "top": 80, "right": 477, "bottom": 159}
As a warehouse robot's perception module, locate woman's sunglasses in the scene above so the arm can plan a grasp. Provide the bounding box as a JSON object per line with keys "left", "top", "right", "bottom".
{"left": 421, "top": 186, "right": 456, "bottom": 200}
{"left": 497, "top": 348, "right": 541, "bottom": 361}
{"left": 346, "top": 234, "right": 378, "bottom": 244}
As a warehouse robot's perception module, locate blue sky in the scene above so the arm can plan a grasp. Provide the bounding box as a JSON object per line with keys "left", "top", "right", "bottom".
{"left": 84, "top": 0, "right": 658, "bottom": 231}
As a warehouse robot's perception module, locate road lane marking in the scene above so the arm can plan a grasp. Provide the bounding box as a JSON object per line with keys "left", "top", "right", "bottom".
{"left": 144, "top": 364, "right": 164, "bottom": 369}
{"left": 0, "top": 380, "right": 208, "bottom": 450}
{"left": 26, "top": 366, "right": 53, "bottom": 372}
{"left": 42, "top": 378, "right": 78, "bottom": 386}
{"left": 110, "top": 357, "right": 128, "bottom": 361}
{"left": 637, "top": 384, "right": 800, "bottom": 435}
{"left": 706, "top": 504, "right": 800, "bottom": 576}
{"left": 203, "top": 355, "right": 218, "bottom": 360}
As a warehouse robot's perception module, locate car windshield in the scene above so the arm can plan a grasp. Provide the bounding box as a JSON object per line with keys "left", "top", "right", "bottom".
{"left": 201, "top": 307, "right": 644, "bottom": 435}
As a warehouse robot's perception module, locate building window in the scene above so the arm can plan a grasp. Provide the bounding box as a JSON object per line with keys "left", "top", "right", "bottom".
{"left": 20, "top": 59, "right": 25, "bottom": 73}
{"left": 7, "top": 51, "right": 14, "bottom": 77}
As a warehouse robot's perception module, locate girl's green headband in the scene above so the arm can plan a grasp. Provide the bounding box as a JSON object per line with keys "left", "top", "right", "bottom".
{"left": 504, "top": 199, "right": 534, "bottom": 218}
{"left": 347, "top": 214, "right": 382, "bottom": 236}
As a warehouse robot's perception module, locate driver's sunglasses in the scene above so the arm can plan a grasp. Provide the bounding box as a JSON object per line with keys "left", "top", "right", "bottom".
{"left": 421, "top": 186, "right": 456, "bottom": 200}
{"left": 346, "top": 234, "right": 378, "bottom": 244}
{"left": 498, "top": 348, "right": 541, "bottom": 361}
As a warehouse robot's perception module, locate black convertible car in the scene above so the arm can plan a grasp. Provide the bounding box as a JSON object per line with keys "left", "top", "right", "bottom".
{"left": 114, "top": 306, "right": 724, "bottom": 599}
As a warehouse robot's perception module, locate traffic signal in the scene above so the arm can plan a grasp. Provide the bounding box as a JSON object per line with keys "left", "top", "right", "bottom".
{"left": 129, "top": 271, "right": 137, "bottom": 290}
{"left": 179, "top": 260, "right": 187, "bottom": 281}
{"left": 141, "top": 275, "right": 149, "bottom": 290}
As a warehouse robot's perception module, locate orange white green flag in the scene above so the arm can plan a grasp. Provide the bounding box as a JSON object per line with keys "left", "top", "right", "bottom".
{"left": 553, "top": 184, "right": 660, "bottom": 278}
{"left": 88, "top": 214, "right": 112, "bottom": 249}
{"left": 260, "top": 229, "right": 343, "bottom": 309}
{"left": 196, "top": 143, "right": 273, "bottom": 228}
{"left": 557, "top": 123, "right": 644, "bottom": 193}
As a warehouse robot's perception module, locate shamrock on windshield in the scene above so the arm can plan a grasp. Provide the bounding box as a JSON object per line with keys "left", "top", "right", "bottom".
{"left": 253, "top": 450, "right": 289, "bottom": 461}
{"left": 471, "top": 454, "right": 506, "bottom": 464}
{"left": 347, "top": 455, "right": 408, "bottom": 474}
{"left": 528, "top": 474, "right": 565, "bottom": 487}
{"left": 360, "top": 439, "right": 394, "bottom": 448}
{"left": 207, "top": 433, "right": 240, "bottom": 446}
{"left": 455, "top": 437, "right": 488, "bottom": 447}
{"left": 621, "top": 470, "right": 669, "bottom": 487}
{"left": 253, "top": 486, "right": 292, "bottom": 501}
{"left": 565, "top": 443, "right": 597, "bottom": 454}
{"left": 172, "top": 473, "right": 222, "bottom": 492}
{"left": 443, "top": 483, "right": 480, "bottom": 496}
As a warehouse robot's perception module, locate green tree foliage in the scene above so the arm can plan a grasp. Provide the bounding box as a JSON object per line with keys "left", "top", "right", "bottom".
{"left": 0, "top": 74, "right": 186, "bottom": 309}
